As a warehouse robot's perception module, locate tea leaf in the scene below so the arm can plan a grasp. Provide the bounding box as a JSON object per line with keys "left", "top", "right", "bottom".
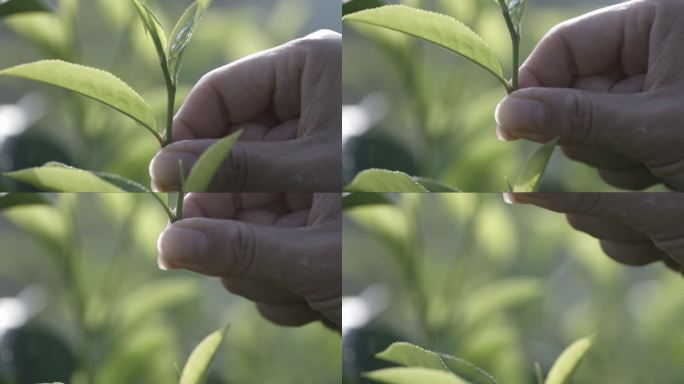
{"left": 4, "top": 163, "right": 124, "bottom": 192}
{"left": 179, "top": 324, "right": 230, "bottom": 384}
{"left": 0, "top": 60, "right": 161, "bottom": 142}
{"left": 376, "top": 342, "right": 449, "bottom": 371}
{"left": 0, "top": 0, "right": 50, "bottom": 18}
{"left": 440, "top": 355, "right": 500, "bottom": 384}
{"left": 376, "top": 342, "right": 498, "bottom": 384}
{"left": 344, "top": 5, "right": 508, "bottom": 90}
{"left": 131, "top": 0, "right": 168, "bottom": 64}
{"left": 545, "top": 336, "right": 593, "bottom": 384}
{"left": 167, "top": 0, "right": 212, "bottom": 84}
{"left": 96, "top": 172, "right": 150, "bottom": 192}
{"left": 184, "top": 130, "right": 242, "bottom": 192}
{"left": 343, "top": 0, "right": 385, "bottom": 17}
{"left": 0, "top": 193, "right": 50, "bottom": 211}
{"left": 365, "top": 367, "right": 468, "bottom": 384}
{"left": 508, "top": 0, "right": 527, "bottom": 34}
{"left": 346, "top": 169, "right": 428, "bottom": 192}
{"left": 512, "top": 138, "right": 558, "bottom": 192}
{"left": 342, "top": 192, "right": 393, "bottom": 210}
{"left": 414, "top": 177, "right": 460, "bottom": 192}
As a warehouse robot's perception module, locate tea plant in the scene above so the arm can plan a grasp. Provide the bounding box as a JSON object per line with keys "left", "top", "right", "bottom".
{"left": 365, "top": 338, "right": 593, "bottom": 384}
{"left": 342, "top": 0, "right": 557, "bottom": 192}
{"left": 0, "top": 193, "right": 229, "bottom": 383}
{"left": 0, "top": 0, "right": 241, "bottom": 216}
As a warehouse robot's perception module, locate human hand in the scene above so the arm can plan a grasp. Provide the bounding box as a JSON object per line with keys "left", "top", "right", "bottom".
{"left": 150, "top": 30, "right": 341, "bottom": 192}
{"left": 506, "top": 192, "right": 684, "bottom": 274}
{"left": 157, "top": 193, "right": 341, "bottom": 330}
{"left": 496, "top": 0, "right": 684, "bottom": 191}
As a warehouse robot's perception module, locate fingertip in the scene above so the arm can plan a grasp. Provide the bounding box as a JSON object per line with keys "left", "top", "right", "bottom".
{"left": 149, "top": 147, "right": 197, "bottom": 192}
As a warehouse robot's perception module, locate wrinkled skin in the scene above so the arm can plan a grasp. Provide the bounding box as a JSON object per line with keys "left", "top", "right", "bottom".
{"left": 150, "top": 30, "right": 341, "bottom": 192}
{"left": 158, "top": 193, "right": 341, "bottom": 330}
{"left": 496, "top": 0, "right": 684, "bottom": 191}
{"left": 507, "top": 192, "right": 684, "bottom": 274}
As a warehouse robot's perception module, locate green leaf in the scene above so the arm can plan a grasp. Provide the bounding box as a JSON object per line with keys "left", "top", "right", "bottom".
{"left": 413, "top": 177, "right": 459, "bottom": 192}
{"left": 184, "top": 130, "right": 242, "bottom": 192}
{"left": 513, "top": 138, "right": 558, "bottom": 192}
{"left": 96, "top": 172, "right": 150, "bottom": 192}
{"left": 343, "top": 5, "right": 508, "bottom": 90}
{"left": 180, "top": 324, "right": 230, "bottom": 384}
{"left": 342, "top": 0, "right": 385, "bottom": 17}
{"left": 545, "top": 336, "right": 593, "bottom": 384}
{"left": 0, "top": 60, "right": 160, "bottom": 143}
{"left": 131, "top": 0, "right": 168, "bottom": 66}
{"left": 375, "top": 342, "right": 498, "bottom": 384}
{"left": 4, "top": 163, "right": 124, "bottom": 192}
{"left": 376, "top": 342, "right": 449, "bottom": 371}
{"left": 343, "top": 192, "right": 393, "bottom": 210}
{"left": 440, "top": 355, "right": 500, "bottom": 384}
{"left": 345, "top": 169, "right": 428, "bottom": 192}
{"left": 508, "top": 0, "right": 527, "bottom": 34}
{"left": 365, "top": 368, "right": 469, "bottom": 384}
{"left": 461, "top": 278, "right": 542, "bottom": 328}
{"left": 167, "top": 0, "right": 212, "bottom": 84}
{"left": 0, "top": 0, "right": 50, "bottom": 18}
{"left": 0, "top": 193, "right": 50, "bottom": 210}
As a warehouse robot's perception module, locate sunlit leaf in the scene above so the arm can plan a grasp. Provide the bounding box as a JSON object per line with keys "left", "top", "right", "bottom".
{"left": 343, "top": 5, "right": 508, "bottom": 90}
{"left": 184, "top": 130, "right": 242, "bottom": 192}
{"left": 4, "top": 163, "right": 124, "bottom": 192}
{"left": 414, "top": 177, "right": 460, "bottom": 192}
{"left": 365, "top": 367, "right": 468, "bottom": 384}
{"left": 513, "top": 138, "right": 558, "bottom": 192}
{"left": 345, "top": 169, "right": 428, "bottom": 192}
{"left": 167, "top": 0, "right": 212, "bottom": 84}
{"left": 180, "top": 324, "right": 230, "bottom": 384}
{"left": 343, "top": 192, "right": 393, "bottom": 210}
{"left": 0, "top": 193, "right": 50, "bottom": 210}
{"left": 0, "top": 60, "right": 160, "bottom": 142}
{"left": 131, "top": 0, "right": 168, "bottom": 66}
{"left": 342, "top": 0, "right": 385, "bottom": 17}
{"left": 545, "top": 336, "right": 593, "bottom": 384}
{"left": 0, "top": 0, "right": 50, "bottom": 18}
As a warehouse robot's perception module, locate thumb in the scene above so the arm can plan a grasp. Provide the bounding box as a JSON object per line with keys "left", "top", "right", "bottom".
{"left": 157, "top": 218, "right": 341, "bottom": 298}
{"left": 496, "top": 87, "right": 647, "bottom": 152}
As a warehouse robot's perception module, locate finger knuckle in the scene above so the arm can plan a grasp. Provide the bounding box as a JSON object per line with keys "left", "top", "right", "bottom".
{"left": 224, "top": 144, "right": 249, "bottom": 191}
{"left": 230, "top": 223, "right": 258, "bottom": 276}
{"left": 564, "top": 91, "right": 595, "bottom": 144}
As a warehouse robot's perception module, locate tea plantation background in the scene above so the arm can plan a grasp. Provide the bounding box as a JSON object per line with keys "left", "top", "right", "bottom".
{"left": 343, "top": 193, "right": 684, "bottom": 383}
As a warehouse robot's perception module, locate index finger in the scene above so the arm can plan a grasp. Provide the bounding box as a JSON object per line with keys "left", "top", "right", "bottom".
{"left": 173, "top": 30, "right": 341, "bottom": 141}
{"left": 519, "top": 1, "right": 653, "bottom": 88}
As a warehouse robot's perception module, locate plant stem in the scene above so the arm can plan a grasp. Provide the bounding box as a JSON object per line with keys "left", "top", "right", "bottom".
{"left": 174, "top": 191, "right": 185, "bottom": 222}
{"left": 165, "top": 83, "right": 176, "bottom": 145}
{"left": 150, "top": 192, "right": 175, "bottom": 222}
{"left": 498, "top": 0, "right": 521, "bottom": 92}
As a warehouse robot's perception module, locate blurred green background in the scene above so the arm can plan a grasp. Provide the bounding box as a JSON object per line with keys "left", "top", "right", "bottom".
{"left": 342, "top": 0, "right": 661, "bottom": 192}
{"left": 0, "top": 0, "right": 340, "bottom": 191}
{"left": 343, "top": 194, "right": 684, "bottom": 383}
{"left": 0, "top": 193, "right": 341, "bottom": 383}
